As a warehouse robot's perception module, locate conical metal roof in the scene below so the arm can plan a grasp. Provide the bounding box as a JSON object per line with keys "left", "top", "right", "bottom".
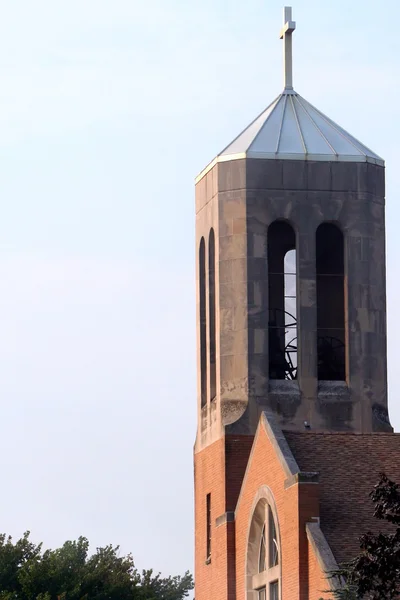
{"left": 196, "top": 7, "right": 384, "bottom": 183}
{"left": 218, "top": 90, "right": 383, "bottom": 167}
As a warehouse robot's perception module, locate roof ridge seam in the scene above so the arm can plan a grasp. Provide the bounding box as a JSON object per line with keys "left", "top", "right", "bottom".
{"left": 219, "top": 94, "right": 281, "bottom": 157}
{"left": 300, "top": 96, "right": 367, "bottom": 157}
{"left": 275, "top": 93, "right": 288, "bottom": 154}
{"left": 295, "top": 95, "right": 338, "bottom": 156}
{"left": 291, "top": 94, "right": 307, "bottom": 154}
{"left": 248, "top": 94, "right": 283, "bottom": 153}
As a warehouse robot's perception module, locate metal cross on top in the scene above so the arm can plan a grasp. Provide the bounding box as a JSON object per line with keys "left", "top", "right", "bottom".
{"left": 280, "top": 6, "right": 296, "bottom": 90}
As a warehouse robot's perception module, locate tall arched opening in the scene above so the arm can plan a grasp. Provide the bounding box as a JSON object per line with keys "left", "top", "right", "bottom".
{"left": 316, "top": 223, "right": 346, "bottom": 381}
{"left": 268, "top": 221, "right": 297, "bottom": 380}
{"left": 209, "top": 229, "right": 216, "bottom": 401}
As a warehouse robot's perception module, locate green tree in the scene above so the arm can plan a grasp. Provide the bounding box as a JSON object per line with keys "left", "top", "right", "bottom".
{"left": 0, "top": 532, "right": 193, "bottom": 600}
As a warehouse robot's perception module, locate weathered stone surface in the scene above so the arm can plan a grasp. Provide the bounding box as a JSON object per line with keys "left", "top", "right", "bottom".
{"left": 367, "top": 163, "right": 385, "bottom": 197}
{"left": 218, "top": 160, "right": 246, "bottom": 192}
{"left": 331, "top": 162, "right": 359, "bottom": 192}
{"left": 195, "top": 156, "right": 390, "bottom": 448}
{"left": 246, "top": 158, "right": 283, "bottom": 190}
{"left": 219, "top": 282, "right": 248, "bottom": 308}
{"left": 268, "top": 380, "right": 301, "bottom": 421}
{"left": 282, "top": 160, "right": 308, "bottom": 190}
{"left": 219, "top": 234, "right": 247, "bottom": 261}
{"left": 307, "top": 161, "right": 332, "bottom": 191}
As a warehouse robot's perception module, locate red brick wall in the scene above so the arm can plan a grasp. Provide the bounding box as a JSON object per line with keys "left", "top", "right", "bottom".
{"left": 195, "top": 423, "right": 336, "bottom": 600}
{"left": 194, "top": 435, "right": 253, "bottom": 600}
{"left": 235, "top": 425, "right": 299, "bottom": 598}
{"left": 298, "top": 486, "right": 319, "bottom": 599}
{"left": 234, "top": 423, "right": 323, "bottom": 600}
{"left": 194, "top": 438, "right": 226, "bottom": 600}
{"left": 308, "top": 540, "right": 333, "bottom": 600}
{"left": 225, "top": 436, "right": 254, "bottom": 599}
{"left": 225, "top": 436, "right": 254, "bottom": 511}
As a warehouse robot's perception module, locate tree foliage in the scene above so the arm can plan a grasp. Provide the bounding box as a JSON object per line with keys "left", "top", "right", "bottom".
{"left": 325, "top": 473, "right": 400, "bottom": 600}
{"left": 0, "top": 532, "right": 193, "bottom": 600}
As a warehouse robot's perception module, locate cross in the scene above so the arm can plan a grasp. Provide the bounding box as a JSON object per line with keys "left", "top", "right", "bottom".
{"left": 280, "top": 6, "right": 296, "bottom": 90}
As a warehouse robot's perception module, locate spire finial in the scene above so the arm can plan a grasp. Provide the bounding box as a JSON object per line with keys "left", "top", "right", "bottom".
{"left": 280, "top": 6, "right": 296, "bottom": 90}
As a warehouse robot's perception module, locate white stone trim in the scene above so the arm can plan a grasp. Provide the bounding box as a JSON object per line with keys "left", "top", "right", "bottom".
{"left": 306, "top": 521, "right": 341, "bottom": 592}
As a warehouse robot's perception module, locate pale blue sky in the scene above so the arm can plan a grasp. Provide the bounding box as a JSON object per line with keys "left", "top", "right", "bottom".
{"left": 0, "top": 0, "right": 399, "bottom": 581}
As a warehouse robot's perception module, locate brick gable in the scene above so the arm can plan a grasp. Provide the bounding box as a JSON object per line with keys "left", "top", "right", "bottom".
{"left": 234, "top": 415, "right": 325, "bottom": 600}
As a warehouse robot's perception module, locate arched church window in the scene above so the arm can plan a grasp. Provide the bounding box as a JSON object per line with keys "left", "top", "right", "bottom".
{"left": 199, "top": 237, "right": 207, "bottom": 407}
{"left": 258, "top": 506, "right": 279, "bottom": 574}
{"left": 208, "top": 229, "right": 216, "bottom": 401}
{"left": 247, "top": 491, "right": 281, "bottom": 600}
{"left": 268, "top": 221, "right": 297, "bottom": 380}
{"left": 316, "top": 223, "right": 346, "bottom": 381}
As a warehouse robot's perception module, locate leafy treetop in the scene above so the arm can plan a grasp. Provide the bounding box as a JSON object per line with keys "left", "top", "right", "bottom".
{"left": 0, "top": 532, "right": 193, "bottom": 600}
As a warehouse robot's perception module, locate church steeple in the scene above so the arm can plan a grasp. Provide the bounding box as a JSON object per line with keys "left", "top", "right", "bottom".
{"left": 195, "top": 5, "right": 390, "bottom": 443}
{"left": 194, "top": 9, "right": 392, "bottom": 600}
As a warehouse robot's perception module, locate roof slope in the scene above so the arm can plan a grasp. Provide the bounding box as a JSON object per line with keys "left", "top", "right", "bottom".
{"left": 196, "top": 5, "right": 384, "bottom": 182}
{"left": 196, "top": 89, "right": 384, "bottom": 182}
{"left": 285, "top": 432, "right": 400, "bottom": 564}
{"left": 220, "top": 91, "right": 383, "bottom": 166}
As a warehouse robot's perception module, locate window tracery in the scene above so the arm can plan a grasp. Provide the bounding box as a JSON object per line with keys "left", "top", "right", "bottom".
{"left": 255, "top": 506, "right": 280, "bottom": 598}
{"left": 247, "top": 489, "right": 281, "bottom": 600}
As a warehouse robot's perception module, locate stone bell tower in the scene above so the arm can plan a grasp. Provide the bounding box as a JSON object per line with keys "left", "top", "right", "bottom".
{"left": 194, "top": 7, "right": 391, "bottom": 597}
{"left": 195, "top": 7, "right": 391, "bottom": 441}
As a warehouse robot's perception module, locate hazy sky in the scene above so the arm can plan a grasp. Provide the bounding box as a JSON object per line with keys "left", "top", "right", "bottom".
{"left": 0, "top": 0, "right": 399, "bottom": 582}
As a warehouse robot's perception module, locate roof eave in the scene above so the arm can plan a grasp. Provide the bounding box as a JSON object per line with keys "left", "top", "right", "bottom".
{"left": 195, "top": 151, "right": 385, "bottom": 183}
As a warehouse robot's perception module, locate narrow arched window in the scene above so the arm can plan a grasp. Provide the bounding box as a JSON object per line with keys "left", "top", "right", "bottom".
{"left": 316, "top": 223, "right": 345, "bottom": 381}
{"left": 199, "top": 237, "right": 207, "bottom": 406}
{"left": 248, "top": 496, "right": 281, "bottom": 600}
{"left": 209, "top": 229, "right": 216, "bottom": 401}
{"left": 284, "top": 249, "right": 297, "bottom": 380}
{"left": 268, "top": 222, "right": 297, "bottom": 380}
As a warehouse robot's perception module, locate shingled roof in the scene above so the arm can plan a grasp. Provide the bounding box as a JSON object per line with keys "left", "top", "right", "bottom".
{"left": 284, "top": 432, "right": 400, "bottom": 564}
